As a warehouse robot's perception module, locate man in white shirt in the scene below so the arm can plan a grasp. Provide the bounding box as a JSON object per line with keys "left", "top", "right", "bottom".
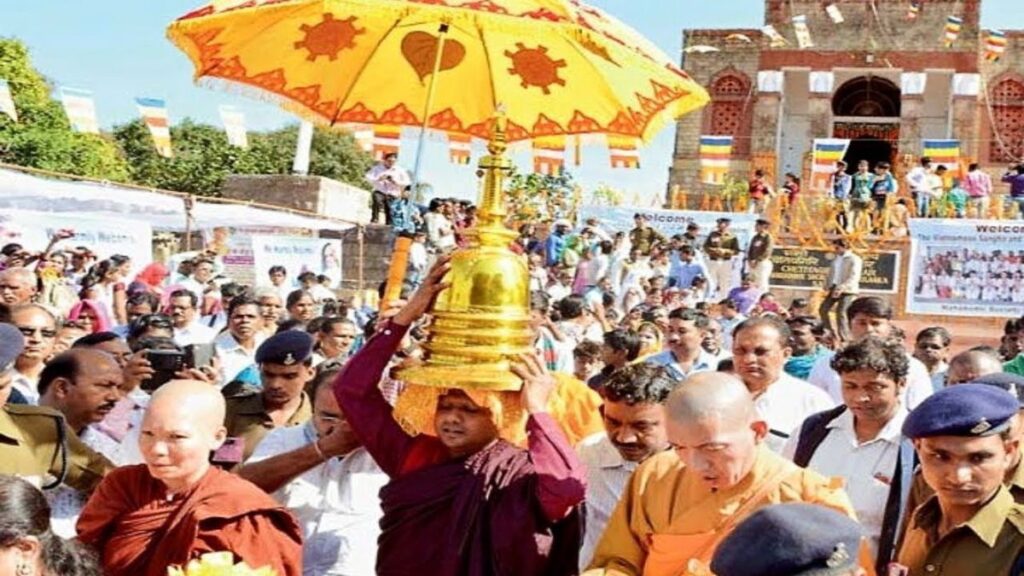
{"left": 818, "top": 238, "right": 862, "bottom": 343}
{"left": 808, "top": 297, "right": 933, "bottom": 410}
{"left": 9, "top": 304, "right": 60, "bottom": 404}
{"left": 913, "top": 326, "right": 951, "bottom": 392}
{"left": 904, "top": 156, "right": 932, "bottom": 217}
{"left": 732, "top": 316, "right": 835, "bottom": 452}
{"left": 177, "top": 257, "right": 216, "bottom": 305}
{"left": 168, "top": 289, "right": 217, "bottom": 347}
{"left": 240, "top": 371, "right": 387, "bottom": 576}
{"left": 365, "top": 152, "right": 411, "bottom": 226}
{"left": 423, "top": 199, "right": 456, "bottom": 253}
{"left": 783, "top": 337, "right": 913, "bottom": 574}
{"left": 577, "top": 363, "right": 674, "bottom": 570}
{"left": 546, "top": 269, "right": 573, "bottom": 304}
{"left": 645, "top": 308, "right": 718, "bottom": 382}
{"left": 215, "top": 296, "right": 266, "bottom": 384}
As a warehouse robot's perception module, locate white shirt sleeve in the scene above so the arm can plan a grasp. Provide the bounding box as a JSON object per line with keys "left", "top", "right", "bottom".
{"left": 904, "top": 356, "right": 936, "bottom": 410}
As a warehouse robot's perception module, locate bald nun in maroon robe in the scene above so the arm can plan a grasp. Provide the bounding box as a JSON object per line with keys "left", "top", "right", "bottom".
{"left": 77, "top": 379, "right": 302, "bottom": 576}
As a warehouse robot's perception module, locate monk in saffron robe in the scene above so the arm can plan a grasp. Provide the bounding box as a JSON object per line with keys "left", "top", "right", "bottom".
{"left": 77, "top": 379, "right": 302, "bottom": 576}
{"left": 334, "top": 262, "right": 586, "bottom": 576}
{"left": 584, "top": 372, "right": 870, "bottom": 576}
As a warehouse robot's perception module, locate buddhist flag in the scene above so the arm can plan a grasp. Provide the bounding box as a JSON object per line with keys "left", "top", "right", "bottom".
{"left": 761, "top": 25, "right": 788, "bottom": 48}
{"left": 907, "top": 1, "right": 922, "bottom": 20}
{"left": 135, "top": 98, "right": 173, "bottom": 158}
{"left": 447, "top": 133, "right": 472, "bottom": 165}
{"left": 944, "top": 16, "right": 963, "bottom": 47}
{"left": 607, "top": 135, "right": 641, "bottom": 169}
{"left": 0, "top": 79, "right": 16, "bottom": 122}
{"left": 825, "top": 4, "right": 844, "bottom": 24}
{"left": 532, "top": 136, "right": 565, "bottom": 175}
{"left": 922, "top": 139, "right": 960, "bottom": 170}
{"left": 811, "top": 139, "right": 851, "bottom": 191}
{"left": 218, "top": 105, "right": 248, "bottom": 148}
{"left": 372, "top": 125, "right": 401, "bottom": 161}
{"left": 792, "top": 15, "right": 814, "bottom": 49}
{"left": 59, "top": 87, "right": 99, "bottom": 134}
{"left": 699, "top": 136, "right": 733, "bottom": 185}
{"left": 985, "top": 30, "right": 1008, "bottom": 61}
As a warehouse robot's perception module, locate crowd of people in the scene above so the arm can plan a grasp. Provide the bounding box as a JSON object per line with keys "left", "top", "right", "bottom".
{"left": 2, "top": 198, "right": 1024, "bottom": 576}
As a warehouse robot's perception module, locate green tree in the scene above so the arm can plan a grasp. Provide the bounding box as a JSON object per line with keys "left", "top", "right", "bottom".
{"left": 0, "top": 38, "right": 129, "bottom": 181}
{"left": 505, "top": 168, "right": 578, "bottom": 222}
{"left": 114, "top": 120, "right": 374, "bottom": 196}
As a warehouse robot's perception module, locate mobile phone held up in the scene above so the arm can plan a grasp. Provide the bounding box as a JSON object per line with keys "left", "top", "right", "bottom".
{"left": 142, "top": 344, "right": 215, "bottom": 392}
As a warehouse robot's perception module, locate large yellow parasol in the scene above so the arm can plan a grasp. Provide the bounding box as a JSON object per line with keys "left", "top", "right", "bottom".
{"left": 167, "top": 0, "right": 708, "bottom": 145}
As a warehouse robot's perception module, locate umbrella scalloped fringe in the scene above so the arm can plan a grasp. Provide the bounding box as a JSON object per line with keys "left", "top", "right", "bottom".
{"left": 194, "top": 76, "right": 707, "bottom": 145}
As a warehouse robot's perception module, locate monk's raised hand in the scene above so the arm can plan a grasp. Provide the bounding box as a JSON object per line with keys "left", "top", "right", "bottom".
{"left": 511, "top": 353, "right": 556, "bottom": 415}
{"left": 394, "top": 255, "right": 451, "bottom": 327}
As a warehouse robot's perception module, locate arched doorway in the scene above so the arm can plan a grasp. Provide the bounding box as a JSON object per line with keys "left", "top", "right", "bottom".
{"left": 843, "top": 138, "right": 893, "bottom": 172}
{"left": 832, "top": 76, "right": 901, "bottom": 171}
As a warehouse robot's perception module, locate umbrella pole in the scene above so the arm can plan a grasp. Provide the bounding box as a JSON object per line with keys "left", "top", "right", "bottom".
{"left": 410, "top": 23, "right": 450, "bottom": 190}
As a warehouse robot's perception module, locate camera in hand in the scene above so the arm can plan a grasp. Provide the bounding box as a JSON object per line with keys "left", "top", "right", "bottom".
{"left": 142, "top": 349, "right": 185, "bottom": 392}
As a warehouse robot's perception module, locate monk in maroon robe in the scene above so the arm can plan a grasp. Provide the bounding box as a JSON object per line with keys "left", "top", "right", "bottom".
{"left": 334, "top": 261, "right": 586, "bottom": 576}
{"left": 77, "top": 380, "right": 302, "bottom": 576}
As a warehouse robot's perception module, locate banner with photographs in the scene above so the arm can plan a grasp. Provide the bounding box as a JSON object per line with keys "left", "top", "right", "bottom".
{"left": 907, "top": 219, "right": 1024, "bottom": 317}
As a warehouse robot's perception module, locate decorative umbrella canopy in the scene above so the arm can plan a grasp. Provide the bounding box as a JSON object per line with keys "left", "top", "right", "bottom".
{"left": 167, "top": 0, "right": 709, "bottom": 143}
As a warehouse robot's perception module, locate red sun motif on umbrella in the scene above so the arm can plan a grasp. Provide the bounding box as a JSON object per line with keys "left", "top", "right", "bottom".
{"left": 505, "top": 43, "right": 566, "bottom": 95}
{"left": 295, "top": 13, "right": 365, "bottom": 61}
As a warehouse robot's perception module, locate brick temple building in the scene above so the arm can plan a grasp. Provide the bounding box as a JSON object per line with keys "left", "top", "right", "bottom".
{"left": 668, "top": 0, "right": 1024, "bottom": 198}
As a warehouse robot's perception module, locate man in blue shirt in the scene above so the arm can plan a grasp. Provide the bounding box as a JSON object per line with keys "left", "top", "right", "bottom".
{"left": 830, "top": 160, "right": 852, "bottom": 231}
{"left": 544, "top": 220, "right": 570, "bottom": 268}
{"left": 1002, "top": 164, "right": 1024, "bottom": 219}
{"left": 645, "top": 308, "right": 717, "bottom": 382}
{"left": 670, "top": 245, "right": 710, "bottom": 290}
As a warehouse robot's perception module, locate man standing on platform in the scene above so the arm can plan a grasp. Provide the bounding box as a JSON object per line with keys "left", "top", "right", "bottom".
{"left": 584, "top": 372, "right": 859, "bottom": 576}
{"left": 333, "top": 261, "right": 585, "bottom": 576}
{"left": 703, "top": 218, "right": 740, "bottom": 300}
{"left": 819, "top": 238, "right": 862, "bottom": 343}
{"left": 365, "top": 153, "right": 411, "bottom": 226}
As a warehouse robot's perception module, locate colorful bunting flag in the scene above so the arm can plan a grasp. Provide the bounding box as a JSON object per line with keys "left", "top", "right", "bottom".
{"left": 699, "top": 136, "right": 733, "bottom": 185}
{"left": 218, "top": 105, "right": 248, "bottom": 148}
{"left": 985, "top": 30, "right": 1008, "bottom": 61}
{"left": 59, "top": 87, "right": 99, "bottom": 134}
{"left": 447, "top": 133, "right": 472, "bottom": 165}
{"left": 135, "top": 97, "right": 173, "bottom": 158}
{"left": 811, "top": 139, "right": 851, "bottom": 191}
{"left": 372, "top": 125, "right": 401, "bottom": 161}
{"left": 922, "top": 139, "right": 960, "bottom": 170}
{"left": 793, "top": 15, "right": 814, "bottom": 49}
{"left": 907, "top": 1, "right": 922, "bottom": 20}
{"left": 0, "top": 79, "right": 16, "bottom": 122}
{"left": 607, "top": 135, "right": 641, "bottom": 169}
{"left": 761, "top": 25, "right": 788, "bottom": 48}
{"left": 532, "top": 136, "right": 566, "bottom": 175}
{"left": 944, "top": 16, "right": 963, "bottom": 48}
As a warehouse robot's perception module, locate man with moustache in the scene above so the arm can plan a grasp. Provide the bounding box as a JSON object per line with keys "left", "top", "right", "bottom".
{"left": 584, "top": 372, "right": 860, "bottom": 576}
{"left": 645, "top": 308, "right": 717, "bottom": 382}
{"left": 784, "top": 338, "right": 914, "bottom": 574}
{"left": 895, "top": 384, "right": 1024, "bottom": 575}
{"left": 0, "top": 267, "right": 38, "bottom": 306}
{"left": 578, "top": 363, "right": 676, "bottom": 569}
{"left": 215, "top": 295, "right": 265, "bottom": 385}
{"left": 37, "top": 349, "right": 125, "bottom": 537}
{"left": 9, "top": 304, "right": 60, "bottom": 404}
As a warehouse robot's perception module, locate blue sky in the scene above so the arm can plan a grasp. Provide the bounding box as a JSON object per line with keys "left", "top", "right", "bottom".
{"left": 1, "top": 1, "right": 1019, "bottom": 203}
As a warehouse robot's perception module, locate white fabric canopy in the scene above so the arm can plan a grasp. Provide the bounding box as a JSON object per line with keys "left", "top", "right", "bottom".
{"left": 0, "top": 168, "right": 355, "bottom": 232}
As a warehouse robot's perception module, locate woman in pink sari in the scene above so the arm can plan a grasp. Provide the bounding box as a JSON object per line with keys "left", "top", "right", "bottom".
{"left": 67, "top": 299, "right": 113, "bottom": 334}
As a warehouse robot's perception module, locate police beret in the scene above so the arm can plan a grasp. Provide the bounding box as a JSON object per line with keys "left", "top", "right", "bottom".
{"left": 716, "top": 217, "right": 731, "bottom": 224}
{"left": 255, "top": 330, "right": 314, "bottom": 366}
{"left": 969, "top": 373, "right": 1024, "bottom": 406}
{"left": 902, "top": 383, "right": 1019, "bottom": 439}
{"left": 0, "top": 323, "right": 25, "bottom": 369}
{"left": 710, "top": 503, "right": 862, "bottom": 576}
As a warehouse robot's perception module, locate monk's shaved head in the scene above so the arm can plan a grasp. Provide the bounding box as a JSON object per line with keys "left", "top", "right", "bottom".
{"left": 148, "top": 379, "right": 226, "bottom": 435}
{"left": 665, "top": 372, "right": 767, "bottom": 491}
{"left": 141, "top": 380, "right": 227, "bottom": 492}
{"left": 666, "top": 372, "right": 756, "bottom": 427}
{"left": 947, "top": 348, "right": 1004, "bottom": 386}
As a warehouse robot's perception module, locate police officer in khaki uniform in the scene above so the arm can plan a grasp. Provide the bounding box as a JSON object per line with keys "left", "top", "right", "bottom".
{"left": 745, "top": 218, "right": 775, "bottom": 293}
{"left": 221, "top": 330, "right": 315, "bottom": 466}
{"left": 703, "top": 217, "right": 741, "bottom": 299}
{"left": 896, "top": 384, "right": 1024, "bottom": 575}
{"left": 0, "top": 323, "right": 112, "bottom": 491}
